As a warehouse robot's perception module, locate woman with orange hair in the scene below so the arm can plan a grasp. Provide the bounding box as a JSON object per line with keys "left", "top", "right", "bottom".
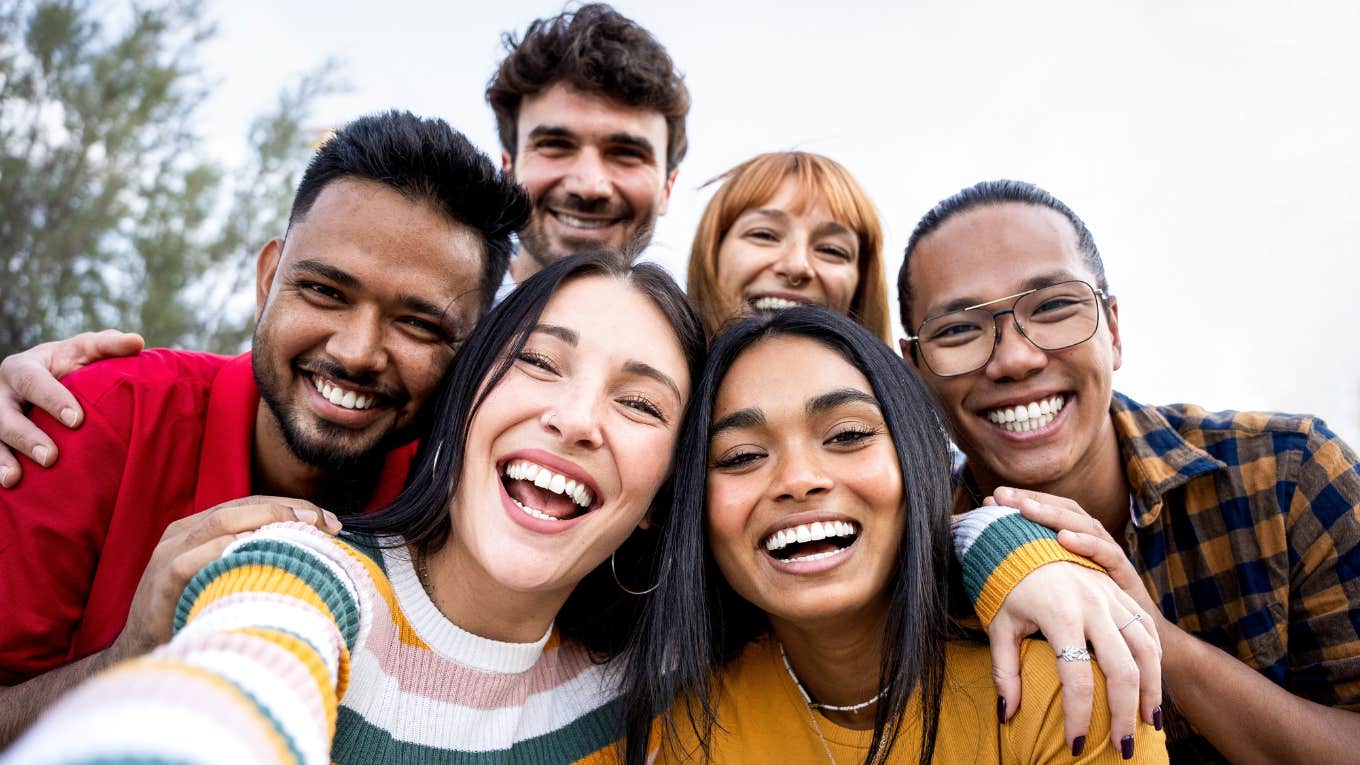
{"left": 686, "top": 152, "right": 893, "bottom": 343}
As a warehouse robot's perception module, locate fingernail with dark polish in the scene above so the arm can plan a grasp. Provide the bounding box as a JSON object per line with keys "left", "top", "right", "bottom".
{"left": 996, "top": 697, "right": 1006, "bottom": 724}
{"left": 1121, "top": 735, "right": 1135, "bottom": 760}
{"left": 1070, "top": 735, "right": 1085, "bottom": 757}
{"left": 1152, "top": 706, "right": 1163, "bottom": 731}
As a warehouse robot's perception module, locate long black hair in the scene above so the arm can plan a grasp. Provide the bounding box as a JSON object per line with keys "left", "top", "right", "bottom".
{"left": 346, "top": 252, "right": 704, "bottom": 657}
{"left": 621, "top": 306, "right": 955, "bottom": 765}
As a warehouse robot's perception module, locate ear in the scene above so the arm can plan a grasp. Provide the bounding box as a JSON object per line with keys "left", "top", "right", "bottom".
{"left": 501, "top": 149, "right": 514, "bottom": 175}
{"left": 656, "top": 166, "right": 679, "bottom": 217}
{"left": 255, "top": 238, "right": 284, "bottom": 321}
{"left": 1106, "top": 296, "right": 1123, "bottom": 371}
{"left": 899, "top": 337, "right": 920, "bottom": 369}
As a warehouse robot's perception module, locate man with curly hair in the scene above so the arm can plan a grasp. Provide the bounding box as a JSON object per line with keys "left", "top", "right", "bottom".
{"left": 486, "top": 3, "right": 690, "bottom": 298}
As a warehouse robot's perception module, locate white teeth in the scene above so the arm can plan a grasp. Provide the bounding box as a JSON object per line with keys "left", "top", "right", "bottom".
{"left": 503, "top": 459, "right": 594, "bottom": 509}
{"left": 509, "top": 496, "right": 559, "bottom": 522}
{"left": 556, "top": 213, "right": 611, "bottom": 229}
{"left": 751, "top": 296, "right": 803, "bottom": 311}
{"left": 984, "top": 395, "right": 1066, "bottom": 433}
{"left": 763, "top": 521, "right": 859, "bottom": 553}
{"left": 310, "top": 376, "right": 376, "bottom": 411}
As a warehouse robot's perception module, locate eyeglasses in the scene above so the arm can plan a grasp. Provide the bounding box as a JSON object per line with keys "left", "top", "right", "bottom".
{"left": 905, "top": 280, "right": 1110, "bottom": 377}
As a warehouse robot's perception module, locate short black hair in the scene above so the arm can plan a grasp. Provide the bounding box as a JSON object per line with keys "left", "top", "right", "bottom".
{"left": 288, "top": 110, "right": 531, "bottom": 312}
{"left": 897, "top": 179, "right": 1107, "bottom": 332}
{"left": 487, "top": 3, "right": 690, "bottom": 173}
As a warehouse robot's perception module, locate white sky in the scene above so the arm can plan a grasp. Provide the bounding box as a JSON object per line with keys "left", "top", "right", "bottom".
{"left": 200, "top": 0, "right": 1360, "bottom": 445}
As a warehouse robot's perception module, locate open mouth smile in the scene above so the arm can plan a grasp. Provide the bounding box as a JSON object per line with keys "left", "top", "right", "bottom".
{"left": 981, "top": 394, "right": 1067, "bottom": 433}
{"left": 761, "top": 519, "right": 860, "bottom": 564}
{"left": 550, "top": 210, "right": 623, "bottom": 231}
{"left": 501, "top": 458, "right": 598, "bottom": 523}
{"left": 747, "top": 294, "right": 815, "bottom": 312}
{"left": 308, "top": 373, "right": 380, "bottom": 411}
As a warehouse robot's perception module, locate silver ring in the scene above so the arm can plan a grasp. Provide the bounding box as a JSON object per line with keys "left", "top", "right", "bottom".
{"left": 1058, "top": 646, "right": 1091, "bottom": 662}
{"left": 1117, "top": 613, "right": 1144, "bottom": 632}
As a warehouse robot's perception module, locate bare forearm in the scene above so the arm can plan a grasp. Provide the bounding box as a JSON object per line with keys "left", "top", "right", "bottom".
{"left": 1163, "top": 622, "right": 1360, "bottom": 764}
{"left": 0, "top": 647, "right": 122, "bottom": 746}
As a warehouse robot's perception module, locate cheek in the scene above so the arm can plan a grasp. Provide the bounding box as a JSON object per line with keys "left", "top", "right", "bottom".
{"left": 714, "top": 242, "right": 762, "bottom": 292}
{"left": 821, "top": 265, "right": 861, "bottom": 313}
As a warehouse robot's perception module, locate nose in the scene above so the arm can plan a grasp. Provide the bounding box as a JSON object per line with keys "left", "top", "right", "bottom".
{"left": 984, "top": 313, "right": 1048, "bottom": 382}
{"left": 771, "top": 239, "right": 815, "bottom": 287}
{"left": 324, "top": 307, "right": 388, "bottom": 375}
{"left": 772, "top": 443, "right": 833, "bottom": 502}
{"left": 561, "top": 148, "right": 612, "bottom": 200}
{"left": 540, "top": 385, "right": 605, "bottom": 450}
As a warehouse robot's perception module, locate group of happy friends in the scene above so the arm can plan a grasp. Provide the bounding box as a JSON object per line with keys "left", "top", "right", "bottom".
{"left": 0, "top": 5, "right": 1357, "bottom": 765}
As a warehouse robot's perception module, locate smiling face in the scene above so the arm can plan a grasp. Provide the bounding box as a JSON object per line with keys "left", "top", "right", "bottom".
{"left": 903, "top": 202, "right": 1122, "bottom": 493}
{"left": 706, "top": 335, "right": 904, "bottom": 626}
{"left": 449, "top": 274, "right": 690, "bottom": 603}
{"left": 252, "top": 178, "right": 482, "bottom": 472}
{"left": 713, "top": 177, "right": 861, "bottom": 321}
{"left": 508, "top": 83, "right": 677, "bottom": 269}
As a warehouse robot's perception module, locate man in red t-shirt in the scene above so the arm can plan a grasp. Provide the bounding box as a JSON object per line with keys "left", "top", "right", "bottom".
{"left": 0, "top": 111, "right": 529, "bottom": 742}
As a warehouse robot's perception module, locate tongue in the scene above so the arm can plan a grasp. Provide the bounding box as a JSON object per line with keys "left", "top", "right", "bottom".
{"left": 506, "top": 478, "right": 580, "bottom": 519}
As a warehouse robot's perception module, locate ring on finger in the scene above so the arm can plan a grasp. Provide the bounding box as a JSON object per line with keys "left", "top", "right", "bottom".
{"left": 1058, "top": 646, "right": 1092, "bottom": 662}
{"left": 1117, "top": 613, "right": 1144, "bottom": 632}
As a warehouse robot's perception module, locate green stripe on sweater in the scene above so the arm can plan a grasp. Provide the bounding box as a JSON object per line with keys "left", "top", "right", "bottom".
{"left": 331, "top": 698, "right": 625, "bottom": 764}
{"left": 960, "top": 512, "right": 1061, "bottom": 605}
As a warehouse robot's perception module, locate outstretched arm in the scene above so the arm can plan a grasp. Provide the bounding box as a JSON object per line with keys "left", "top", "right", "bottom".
{"left": 0, "top": 330, "right": 142, "bottom": 487}
{"left": 3, "top": 522, "right": 373, "bottom": 765}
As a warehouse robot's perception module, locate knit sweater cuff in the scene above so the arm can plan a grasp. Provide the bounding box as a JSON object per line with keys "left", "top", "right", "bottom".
{"left": 953, "top": 506, "right": 1106, "bottom": 628}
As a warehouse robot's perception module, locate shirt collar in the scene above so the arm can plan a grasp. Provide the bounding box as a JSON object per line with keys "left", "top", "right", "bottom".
{"left": 1110, "top": 391, "right": 1225, "bottom": 527}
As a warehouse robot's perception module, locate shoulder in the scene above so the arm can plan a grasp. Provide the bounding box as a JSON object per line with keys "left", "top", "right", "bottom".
{"left": 1134, "top": 394, "right": 1328, "bottom": 454}
{"left": 61, "top": 348, "right": 232, "bottom": 397}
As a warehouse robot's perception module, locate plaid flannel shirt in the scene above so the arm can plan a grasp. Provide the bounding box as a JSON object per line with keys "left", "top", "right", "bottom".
{"left": 957, "top": 391, "right": 1360, "bottom": 762}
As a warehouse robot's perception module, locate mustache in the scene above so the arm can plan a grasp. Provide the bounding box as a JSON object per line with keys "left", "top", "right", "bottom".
{"left": 541, "top": 192, "right": 633, "bottom": 220}
{"left": 299, "top": 358, "right": 408, "bottom": 404}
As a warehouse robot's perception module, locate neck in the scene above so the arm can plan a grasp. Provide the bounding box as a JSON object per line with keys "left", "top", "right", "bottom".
{"left": 420, "top": 536, "right": 568, "bottom": 645}
{"left": 770, "top": 599, "right": 887, "bottom": 730}
{"left": 251, "top": 404, "right": 378, "bottom": 514}
{"left": 972, "top": 412, "right": 1129, "bottom": 536}
{"left": 508, "top": 252, "right": 541, "bottom": 285}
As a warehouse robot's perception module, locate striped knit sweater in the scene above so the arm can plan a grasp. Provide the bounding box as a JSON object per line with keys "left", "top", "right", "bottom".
{"left": 5, "top": 523, "right": 625, "bottom": 765}
{"left": 6, "top": 511, "right": 1078, "bottom": 764}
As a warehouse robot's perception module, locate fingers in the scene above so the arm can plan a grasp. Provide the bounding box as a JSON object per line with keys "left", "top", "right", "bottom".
{"left": 0, "top": 402, "right": 59, "bottom": 487}
{"left": 1056, "top": 530, "right": 1150, "bottom": 608}
{"left": 1012, "top": 494, "right": 1116, "bottom": 544}
{"left": 1044, "top": 626, "right": 1096, "bottom": 755}
{"left": 167, "top": 535, "right": 238, "bottom": 589}
{"left": 986, "top": 617, "right": 1025, "bottom": 723}
{"left": 1085, "top": 614, "right": 1141, "bottom": 754}
{"left": 54, "top": 330, "right": 145, "bottom": 378}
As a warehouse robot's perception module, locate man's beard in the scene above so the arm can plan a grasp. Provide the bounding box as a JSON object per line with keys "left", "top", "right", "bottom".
{"left": 252, "top": 352, "right": 413, "bottom": 475}
{"left": 518, "top": 194, "right": 654, "bottom": 267}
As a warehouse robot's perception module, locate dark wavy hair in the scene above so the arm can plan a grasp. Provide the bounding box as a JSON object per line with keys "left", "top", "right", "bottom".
{"left": 346, "top": 252, "right": 704, "bottom": 657}
{"left": 621, "top": 307, "right": 956, "bottom": 765}
{"left": 486, "top": 3, "right": 690, "bottom": 173}
{"left": 288, "top": 110, "right": 530, "bottom": 312}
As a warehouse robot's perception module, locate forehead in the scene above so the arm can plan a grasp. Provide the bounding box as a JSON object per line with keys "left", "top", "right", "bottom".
{"left": 909, "top": 203, "right": 1096, "bottom": 320}
{"left": 538, "top": 274, "right": 690, "bottom": 390}
{"left": 715, "top": 335, "right": 871, "bottom": 416}
{"left": 516, "top": 82, "right": 668, "bottom": 153}
{"left": 283, "top": 178, "right": 485, "bottom": 318}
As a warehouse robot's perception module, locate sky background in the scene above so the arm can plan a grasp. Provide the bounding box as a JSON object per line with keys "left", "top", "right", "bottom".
{"left": 198, "top": 0, "right": 1360, "bottom": 445}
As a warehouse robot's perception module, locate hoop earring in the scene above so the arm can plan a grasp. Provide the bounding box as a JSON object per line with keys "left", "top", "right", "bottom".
{"left": 611, "top": 550, "right": 662, "bottom": 596}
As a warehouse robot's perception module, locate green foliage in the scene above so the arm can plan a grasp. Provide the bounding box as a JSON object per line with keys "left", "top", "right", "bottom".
{"left": 0, "top": 0, "right": 337, "bottom": 355}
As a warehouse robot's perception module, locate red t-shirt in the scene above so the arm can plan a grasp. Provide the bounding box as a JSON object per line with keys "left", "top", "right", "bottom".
{"left": 0, "top": 350, "right": 415, "bottom": 684}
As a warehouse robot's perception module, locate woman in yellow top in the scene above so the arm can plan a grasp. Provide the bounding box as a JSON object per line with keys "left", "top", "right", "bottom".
{"left": 620, "top": 307, "right": 1165, "bottom": 763}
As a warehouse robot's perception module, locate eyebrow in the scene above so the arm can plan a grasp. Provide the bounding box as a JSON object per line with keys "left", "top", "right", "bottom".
{"left": 710, "top": 407, "right": 765, "bottom": 437}
{"left": 532, "top": 323, "right": 682, "bottom": 402}
{"left": 291, "top": 259, "right": 357, "bottom": 287}
{"left": 807, "top": 388, "right": 880, "bottom": 416}
{"left": 740, "top": 210, "right": 856, "bottom": 239}
{"left": 928, "top": 270, "right": 1081, "bottom": 316}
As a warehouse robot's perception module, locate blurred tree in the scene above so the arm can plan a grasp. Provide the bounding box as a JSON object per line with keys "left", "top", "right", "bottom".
{"left": 0, "top": 0, "right": 337, "bottom": 356}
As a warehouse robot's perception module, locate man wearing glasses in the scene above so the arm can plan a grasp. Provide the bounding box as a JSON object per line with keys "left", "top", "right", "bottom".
{"left": 896, "top": 179, "right": 1360, "bottom": 763}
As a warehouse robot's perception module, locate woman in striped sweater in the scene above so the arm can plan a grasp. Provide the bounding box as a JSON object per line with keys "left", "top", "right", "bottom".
{"left": 5, "top": 253, "right": 706, "bottom": 765}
